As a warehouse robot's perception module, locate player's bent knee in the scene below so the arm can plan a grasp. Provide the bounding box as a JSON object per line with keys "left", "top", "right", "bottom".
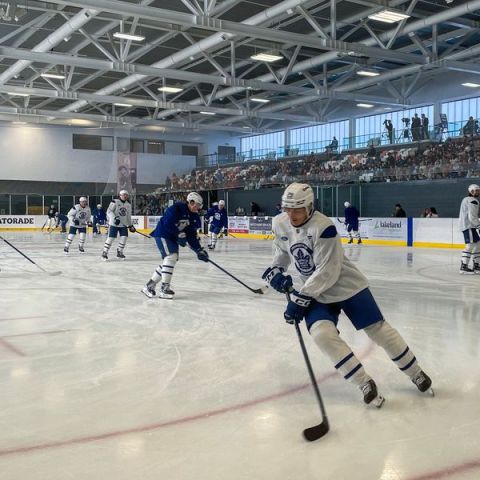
{"left": 164, "top": 253, "right": 178, "bottom": 263}
{"left": 310, "top": 320, "right": 339, "bottom": 349}
{"left": 364, "top": 320, "right": 395, "bottom": 342}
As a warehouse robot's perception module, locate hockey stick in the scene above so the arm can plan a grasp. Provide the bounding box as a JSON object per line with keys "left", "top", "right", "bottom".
{"left": 287, "top": 292, "right": 329, "bottom": 441}
{"left": 135, "top": 230, "right": 152, "bottom": 239}
{"left": 40, "top": 219, "right": 48, "bottom": 231}
{"left": 0, "top": 235, "right": 62, "bottom": 276}
{"left": 207, "top": 258, "right": 267, "bottom": 294}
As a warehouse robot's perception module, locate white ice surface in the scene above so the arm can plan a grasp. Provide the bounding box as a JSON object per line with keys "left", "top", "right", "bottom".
{"left": 1, "top": 231, "right": 479, "bottom": 480}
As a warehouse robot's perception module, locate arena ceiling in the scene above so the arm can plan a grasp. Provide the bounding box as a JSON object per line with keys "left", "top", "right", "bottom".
{"left": 0, "top": 0, "right": 479, "bottom": 133}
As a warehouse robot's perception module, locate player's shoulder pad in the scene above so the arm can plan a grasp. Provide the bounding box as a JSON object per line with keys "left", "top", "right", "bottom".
{"left": 320, "top": 225, "right": 338, "bottom": 238}
{"left": 312, "top": 212, "right": 337, "bottom": 238}
{"left": 471, "top": 199, "right": 479, "bottom": 205}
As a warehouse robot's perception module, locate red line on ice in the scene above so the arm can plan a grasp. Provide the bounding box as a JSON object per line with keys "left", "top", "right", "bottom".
{"left": 0, "top": 338, "right": 26, "bottom": 357}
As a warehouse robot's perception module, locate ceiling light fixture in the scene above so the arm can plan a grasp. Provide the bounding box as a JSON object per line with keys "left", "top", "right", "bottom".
{"left": 251, "top": 98, "right": 270, "bottom": 103}
{"left": 7, "top": 91, "right": 29, "bottom": 97}
{"left": 461, "top": 82, "right": 480, "bottom": 88}
{"left": 357, "top": 103, "right": 374, "bottom": 108}
{"left": 356, "top": 70, "right": 380, "bottom": 77}
{"left": 114, "top": 103, "right": 133, "bottom": 107}
{"left": 200, "top": 111, "right": 216, "bottom": 115}
{"left": 368, "top": 9, "right": 410, "bottom": 23}
{"left": 158, "top": 86, "right": 184, "bottom": 93}
{"left": 250, "top": 52, "right": 283, "bottom": 62}
{"left": 113, "top": 32, "right": 145, "bottom": 42}
{"left": 41, "top": 72, "right": 66, "bottom": 80}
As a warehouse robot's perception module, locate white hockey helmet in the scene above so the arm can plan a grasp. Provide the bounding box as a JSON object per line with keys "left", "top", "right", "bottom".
{"left": 187, "top": 192, "right": 203, "bottom": 208}
{"left": 281, "top": 183, "right": 314, "bottom": 212}
{"left": 79, "top": 196, "right": 87, "bottom": 203}
{"left": 344, "top": 201, "right": 351, "bottom": 208}
{"left": 119, "top": 189, "right": 129, "bottom": 197}
{"left": 218, "top": 200, "right": 225, "bottom": 206}
{"left": 97, "top": 204, "right": 102, "bottom": 208}
{"left": 468, "top": 184, "right": 480, "bottom": 194}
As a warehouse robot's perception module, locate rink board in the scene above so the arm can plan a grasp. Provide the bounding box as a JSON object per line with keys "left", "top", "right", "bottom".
{"left": 0, "top": 215, "right": 466, "bottom": 248}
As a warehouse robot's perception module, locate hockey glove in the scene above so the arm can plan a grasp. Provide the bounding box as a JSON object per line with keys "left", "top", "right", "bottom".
{"left": 178, "top": 232, "right": 187, "bottom": 247}
{"left": 129, "top": 225, "right": 136, "bottom": 233}
{"left": 196, "top": 248, "right": 209, "bottom": 262}
{"left": 284, "top": 290, "right": 311, "bottom": 324}
{"left": 73, "top": 219, "right": 80, "bottom": 226}
{"left": 114, "top": 217, "right": 121, "bottom": 226}
{"left": 223, "top": 229, "right": 228, "bottom": 237}
{"left": 262, "top": 266, "right": 293, "bottom": 293}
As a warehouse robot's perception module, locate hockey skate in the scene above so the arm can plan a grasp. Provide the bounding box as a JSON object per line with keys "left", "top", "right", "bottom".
{"left": 473, "top": 263, "right": 480, "bottom": 274}
{"left": 357, "top": 238, "right": 362, "bottom": 244}
{"left": 411, "top": 370, "right": 434, "bottom": 396}
{"left": 360, "top": 379, "right": 385, "bottom": 408}
{"left": 460, "top": 263, "right": 475, "bottom": 274}
{"left": 63, "top": 247, "right": 69, "bottom": 255}
{"left": 116, "top": 249, "right": 126, "bottom": 260}
{"left": 160, "top": 283, "right": 175, "bottom": 296}
{"left": 141, "top": 280, "right": 156, "bottom": 298}
{"left": 78, "top": 246, "right": 85, "bottom": 253}
{"left": 101, "top": 251, "right": 108, "bottom": 261}
{"left": 348, "top": 238, "right": 354, "bottom": 244}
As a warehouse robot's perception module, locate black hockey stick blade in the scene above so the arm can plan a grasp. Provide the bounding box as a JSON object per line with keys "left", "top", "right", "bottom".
{"left": 303, "top": 421, "right": 329, "bottom": 442}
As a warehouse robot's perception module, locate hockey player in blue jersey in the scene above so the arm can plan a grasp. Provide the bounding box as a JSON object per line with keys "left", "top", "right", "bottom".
{"left": 142, "top": 192, "right": 209, "bottom": 299}
{"left": 205, "top": 199, "right": 228, "bottom": 250}
{"left": 55, "top": 212, "right": 68, "bottom": 233}
{"left": 344, "top": 201, "right": 362, "bottom": 244}
{"left": 92, "top": 204, "right": 107, "bottom": 235}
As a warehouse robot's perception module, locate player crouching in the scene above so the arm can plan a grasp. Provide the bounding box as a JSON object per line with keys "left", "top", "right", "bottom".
{"left": 142, "top": 192, "right": 209, "bottom": 299}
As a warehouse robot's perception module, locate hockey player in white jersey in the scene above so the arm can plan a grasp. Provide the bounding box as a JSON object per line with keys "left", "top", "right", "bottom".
{"left": 458, "top": 184, "right": 480, "bottom": 274}
{"left": 262, "top": 183, "right": 432, "bottom": 407}
{"left": 46, "top": 204, "right": 57, "bottom": 232}
{"left": 101, "top": 190, "right": 136, "bottom": 261}
{"left": 64, "top": 197, "right": 91, "bottom": 254}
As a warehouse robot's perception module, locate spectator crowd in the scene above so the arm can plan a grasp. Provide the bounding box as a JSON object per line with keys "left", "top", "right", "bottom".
{"left": 135, "top": 137, "right": 480, "bottom": 214}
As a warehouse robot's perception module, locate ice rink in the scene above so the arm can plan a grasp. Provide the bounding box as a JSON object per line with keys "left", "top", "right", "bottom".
{"left": 1, "top": 231, "right": 479, "bottom": 480}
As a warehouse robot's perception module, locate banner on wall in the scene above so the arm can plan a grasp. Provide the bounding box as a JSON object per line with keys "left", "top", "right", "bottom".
{"left": 0, "top": 215, "right": 39, "bottom": 228}
{"left": 131, "top": 216, "right": 144, "bottom": 229}
{"left": 249, "top": 217, "right": 273, "bottom": 234}
{"left": 334, "top": 218, "right": 370, "bottom": 239}
{"left": 228, "top": 216, "right": 249, "bottom": 233}
{"left": 147, "top": 216, "right": 161, "bottom": 230}
{"left": 368, "top": 218, "right": 407, "bottom": 240}
{"left": 117, "top": 152, "right": 137, "bottom": 195}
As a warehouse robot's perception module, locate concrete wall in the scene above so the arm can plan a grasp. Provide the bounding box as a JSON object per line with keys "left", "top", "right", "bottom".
{"left": 0, "top": 125, "right": 197, "bottom": 185}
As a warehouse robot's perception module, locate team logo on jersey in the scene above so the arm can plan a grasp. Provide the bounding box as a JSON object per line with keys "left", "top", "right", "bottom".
{"left": 281, "top": 236, "right": 288, "bottom": 241}
{"left": 290, "top": 243, "right": 315, "bottom": 275}
{"left": 78, "top": 212, "right": 88, "bottom": 220}
{"left": 118, "top": 207, "right": 127, "bottom": 216}
{"left": 177, "top": 219, "right": 189, "bottom": 231}
{"left": 214, "top": 213, "right": 221, "bottom": 220}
